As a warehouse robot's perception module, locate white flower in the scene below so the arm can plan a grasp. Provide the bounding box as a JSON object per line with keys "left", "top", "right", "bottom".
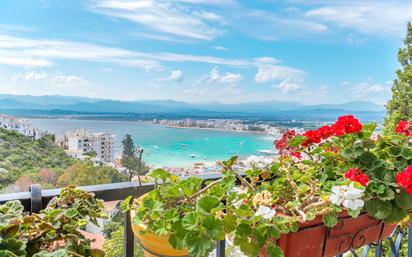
{"left": 329, "top": 184, "right": 364, "bottom": 211}
{"left": 255, "top": 205, "right": 276, "bottom": 220}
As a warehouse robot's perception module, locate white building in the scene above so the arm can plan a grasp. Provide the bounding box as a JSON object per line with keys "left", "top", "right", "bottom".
{"left": 65, "top": 129, "right": 116, "bottom": 163}
{"left": 0, "top": 114, "right": 45, "bottom": 140}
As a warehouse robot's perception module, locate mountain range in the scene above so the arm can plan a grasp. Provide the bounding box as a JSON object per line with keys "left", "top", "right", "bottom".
{"left": 0, "top": 94, "right": 385, "bottom": 120}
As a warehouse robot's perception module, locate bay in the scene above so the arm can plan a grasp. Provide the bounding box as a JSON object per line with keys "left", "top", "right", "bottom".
{"left": 29, "top": 118, "right": 275, "bottom": 167}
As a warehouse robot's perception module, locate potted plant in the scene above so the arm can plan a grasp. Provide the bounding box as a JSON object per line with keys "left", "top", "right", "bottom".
{"left": 0, "top": 186, "right": 106, "bottom": 257}
{"left": 127, "top": 116, "right": 412, "bottom": 257}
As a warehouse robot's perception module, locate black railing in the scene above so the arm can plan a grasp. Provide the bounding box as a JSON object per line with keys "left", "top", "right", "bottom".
{"left": 0, "top": 173, "right": 224, "bottom": 257}
{"left": 0, "top": 173, "right": 410, "bottom": 257}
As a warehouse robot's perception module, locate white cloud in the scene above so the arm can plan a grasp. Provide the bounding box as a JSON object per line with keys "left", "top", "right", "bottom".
{"left": 158, "top": 69, "right": 184, "bottom": 82}
{"left": 353, "top": 82, "right": 390, "bottom": 96}
{"left": 255, "top": 64, "right": 305, "bottom": 84}
{"left": 212, "top": 46, "right": 228, "bottom": 51}
{"left": 89, "top": 0, "right": 225, "bottom": 41}
{"left": 0, "top": 33, "right": 255, "bottom": 69}
{"left": 254, "top": 58, "right": 306, "bottom": 93}
{"left": 305, "top": 1, "right": 412, "bottom": 36}
{"left": 208, "top": 67, "right": 243, "bottom": 84}
{"left": 276, "top": 80, "right": 303, "bottom": 93}
{"left": 11, "top": 71, "right": 88, "bottom": 87}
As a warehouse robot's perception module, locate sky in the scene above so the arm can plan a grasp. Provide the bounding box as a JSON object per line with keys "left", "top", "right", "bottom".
{"left": 0, "top": 0, "right": 410, "bottom": 105}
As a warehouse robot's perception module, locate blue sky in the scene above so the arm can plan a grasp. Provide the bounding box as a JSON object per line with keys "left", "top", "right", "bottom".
{"left": 0, "top": 0, "right": 410, "bottom": 105}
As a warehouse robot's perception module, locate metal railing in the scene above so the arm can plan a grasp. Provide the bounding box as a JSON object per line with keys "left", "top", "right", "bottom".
{"left": 0, "top": 173, "right": 410, "bottom": 257}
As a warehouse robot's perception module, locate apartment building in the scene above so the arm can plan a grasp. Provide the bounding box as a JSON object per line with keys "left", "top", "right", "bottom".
{"left": 64, "top": 129, "right": 116, "bottom": 163}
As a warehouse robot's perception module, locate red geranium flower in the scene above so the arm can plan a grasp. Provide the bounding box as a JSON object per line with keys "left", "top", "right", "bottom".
{"left": 396, "top": 166, "right": 412, "bottom": 195}
{"left": 290, "top": 151, "right": 302, "bottom": 159}
{"left": 319, "top": 125, "right": 334, "bottom": 139}
{"left": 344, "top": 168, "right": 369, "bottom": 186}
{"left": 332, "top": 115, "right": 363, "bottom": 136}
{"left": 395, "top": 120, "right": 411, "bottom": 136}
{"left": 302, "top": 129, "right": 322, "bottom": 146}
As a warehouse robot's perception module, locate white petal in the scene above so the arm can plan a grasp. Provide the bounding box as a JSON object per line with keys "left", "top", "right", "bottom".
{"left": 344, "top": 190, "right": 362, "bottom": 200}
{"left": 329, "top": 193, "right": 343, "bottom": 205}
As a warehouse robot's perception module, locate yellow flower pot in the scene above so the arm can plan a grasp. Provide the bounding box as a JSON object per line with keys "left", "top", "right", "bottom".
{"left": 130, "top": 198, "right": 189, "bottom": 257}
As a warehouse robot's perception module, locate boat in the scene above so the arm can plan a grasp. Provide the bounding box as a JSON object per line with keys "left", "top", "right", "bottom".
{"left": 190, "top": 154, "right": 197, "bottom": 158}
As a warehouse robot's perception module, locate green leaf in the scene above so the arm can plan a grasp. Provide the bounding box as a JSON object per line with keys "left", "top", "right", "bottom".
{"left": 347, "top": 208, "right": 361, "bottom": 218}
{"left": 384, "top": 204, "right": 408, "bottom": 223}
{"left": 395, "top": 189, "right": 412, "bottom": 210}
{"left": 365, "top": 200, "right": 392, "bottom": 219}
{"left": 222, "top": 214, "right": 237, "bottom": 233}
{"left": 196, "top": 196, "right": 221, "bottom": 215}
{"left": 203, "top": 216, "right": 224, "bottom": 240}
{"left": 362, "top": 123, "right": 377, "bottom": 139}
{"left": 182, "top": 212, "right": 197, "bottom": 230}
{"left": 359, "top": 152, "right": 377, "bottom": 166}
{"left": 186, "top": 233, "right": 213, "bottom": 257}
{"left": 288, "top": 135, "right": 307, "bottom": 147}
{"left": 400, "top": 147, "right": 412, "bottom": 159}
{"left": 289, "top": 221, "right": 299, "bottom": 232}
{"left": 379, "top": 188, "right": 395, "bottom": 201}
{"left": 323, "top": 213, "right": 337, "bottom": 227}
{"left": 266, "top": 245, "right": 284, "bottom": 257}
{"left": 0, "top": 238, "right": 26, "bottom": 257}
{"left": 234, "top": 204, "right": 253, "bottom": 217}
{"left": 388, "top": 146, "right": 401, "bottom": 157}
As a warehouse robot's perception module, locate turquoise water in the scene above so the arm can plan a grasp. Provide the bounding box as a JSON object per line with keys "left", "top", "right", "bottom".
{"left": 29, "top": 119, "right": 274, "bottom": 167}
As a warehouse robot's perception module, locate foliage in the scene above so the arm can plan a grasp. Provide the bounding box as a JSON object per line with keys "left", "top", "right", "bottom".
{"left": 0, "top": 186, "right": 106, "bottom": 257}
{"left": 0, "top": 128, "right": 127, "bottom": 192}
{"left": 384, "top": 22, "right": 412, "bottom": 133}
{"left": 129, "top": 116, "right": 412, "bottom": 257}
{"left": 0, "top": 128, "right": 75, "bottom": 190}
{"left": 103, "top": 226, "right": 144, "bottom": 257}
{"left": 56, "top": 161, "right": 127, "bottom": 188}
{"left": 120, "top": 135, "right": 149, "bottom": 180}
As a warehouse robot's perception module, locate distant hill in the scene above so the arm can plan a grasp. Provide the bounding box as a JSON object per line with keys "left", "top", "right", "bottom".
{"left": 0, "top": 94, "right": 385, "bottom": 121}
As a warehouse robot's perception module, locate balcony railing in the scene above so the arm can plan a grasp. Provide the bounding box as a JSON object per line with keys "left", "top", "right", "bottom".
{"left": 0, "top": 172, "right": 410, "bottom": 257}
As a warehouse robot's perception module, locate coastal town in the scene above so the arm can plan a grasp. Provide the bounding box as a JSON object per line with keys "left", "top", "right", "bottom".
{"left": 0, "top": 114, "right": 308, "bottom": 178}
{"left": 152, "top": 118, "right": 291, "bottom": 135}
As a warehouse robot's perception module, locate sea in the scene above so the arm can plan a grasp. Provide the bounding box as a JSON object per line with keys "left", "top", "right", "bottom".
{"left": 29, "top": 118, "right": 275, "bottom": 167}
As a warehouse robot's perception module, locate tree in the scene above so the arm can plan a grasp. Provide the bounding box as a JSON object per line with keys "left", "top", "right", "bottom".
{"left": 39, "top": 168, "right": 56, "bottom": 185}
{"left": 15, "top": 175, "right": 33, "bottom": 191}
{"left": 384, "top": 22, "right": 412, "bottom": 132}
{"left": 121, "top": 134, "right": 135, "bottom": 160}
{"left": 121, "top": 135, "right": 149, "bottom": 181}
{"left": 56, "top": 161, "right": 127, "bottom": 187}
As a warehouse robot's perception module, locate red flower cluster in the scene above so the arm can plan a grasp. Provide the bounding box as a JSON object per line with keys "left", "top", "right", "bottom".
{"left": 344, "top": 168, "right": 369, "bottom": 186}
{"left": 332, "top": 115, "right": 363, "bottom": 136}
{"left": 301, "top": 115, "right": 362, "bottom": 147}
{"left": 302, "top": 125, "right": 334, "bottom": 146}
{"left": 395, "top": 120, "right": 411, "bottom": 136}
{"left": 396, "top": 166, "right": 412, "bottom": 195}
{"left": 275, "top": 130, "right": 296, "bottom": 152}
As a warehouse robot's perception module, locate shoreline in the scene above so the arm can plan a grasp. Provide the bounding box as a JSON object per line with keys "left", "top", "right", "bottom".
{"left": 162, "top": 124, "right": 277, "bottom": 136}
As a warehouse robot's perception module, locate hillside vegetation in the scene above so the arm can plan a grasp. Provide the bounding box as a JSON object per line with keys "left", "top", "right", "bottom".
{"left": 0, "top": 128, "right": 127, "bottom": 192}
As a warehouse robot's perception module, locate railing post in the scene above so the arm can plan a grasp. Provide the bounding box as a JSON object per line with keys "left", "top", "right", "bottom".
{"left": 124, "top": 210, "right": 134, "bottom": 257}
{"left": 216, "top": 240, "right": 225, "bottom": 257}
{"left": 29, "top": 184, "right": 42, "bottom": 213}
{"left": 375, "top": 241, "right": 383, "bottom": 257}
{"left": 408, "top": 226, "right": 411, "bottom": 257}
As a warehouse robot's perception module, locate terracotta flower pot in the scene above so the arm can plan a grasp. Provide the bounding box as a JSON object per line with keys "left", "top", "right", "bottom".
{"left": 261, "top": 212, "right": 396, "bottom": 257}
{"left": 130, "top": 196, "right": 189, "bottom": 257}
